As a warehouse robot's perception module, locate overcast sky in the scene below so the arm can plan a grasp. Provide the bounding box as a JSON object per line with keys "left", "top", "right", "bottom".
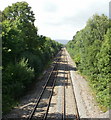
{"left": 0, "top": 0, "right": 110, "bottom": 40}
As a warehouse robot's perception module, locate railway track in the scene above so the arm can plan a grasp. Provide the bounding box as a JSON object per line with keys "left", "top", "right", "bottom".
{"left": 65, "top": 50, "right": 80, "bottom": 120}
{"left": 27, "top": 48, "right": 80, "bottom": 120}
{"left": 27, "top": 51, "right": 61, "bottom": 120}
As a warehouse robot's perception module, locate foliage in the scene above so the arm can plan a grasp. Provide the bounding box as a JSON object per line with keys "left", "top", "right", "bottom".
{"left": 2, "top": 2, "right": 62, "bottom": 114}
{"left": 2, "top": 59, "right": 34, "bottom": 112}
{"left": 66, "top": 14, "right": 110, "bottom": 110}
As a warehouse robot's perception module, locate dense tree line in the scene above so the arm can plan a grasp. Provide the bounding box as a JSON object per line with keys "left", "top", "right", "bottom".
{"left": 2, "top": 2, "right": 62, "bottom": 114}
{"left": 66, "top": 14, "right": 111, "bottom": 110}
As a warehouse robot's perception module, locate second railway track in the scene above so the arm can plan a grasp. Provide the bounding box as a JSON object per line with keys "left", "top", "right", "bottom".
{"left": 27, "top": 48, "right": 80, "bottom": 120}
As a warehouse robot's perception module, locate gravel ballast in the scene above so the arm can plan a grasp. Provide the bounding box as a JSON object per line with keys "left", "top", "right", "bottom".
{"left": 3, "top": 48, "right": 110, "bottom": 119}
{"left": 66, "top": 49, "right": 109, "bottom": 119}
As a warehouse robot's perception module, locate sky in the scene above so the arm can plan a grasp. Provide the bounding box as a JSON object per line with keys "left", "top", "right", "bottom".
{"left": 0, "top": 0, "right": 110, "bottom": 41}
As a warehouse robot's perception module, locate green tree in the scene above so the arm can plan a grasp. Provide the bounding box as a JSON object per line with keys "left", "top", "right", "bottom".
{"left": 2, "top": 2, "right": 38, "bottom": 65}
{"left": 96, "top": 29, "right": 111, "bottom": 107}
{"left": 2, "top": 2, "right": 62, "bottom": 114}
{"left": 66, "top": 14, "right": 110, "bottom": 110}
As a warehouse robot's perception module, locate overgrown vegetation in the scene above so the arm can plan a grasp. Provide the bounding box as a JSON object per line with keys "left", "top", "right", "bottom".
{"left": 66, "top": 14, "right": 111, "bottom": 111}
{"left": 2, "top": 2, "right": 62, "bottom": 114}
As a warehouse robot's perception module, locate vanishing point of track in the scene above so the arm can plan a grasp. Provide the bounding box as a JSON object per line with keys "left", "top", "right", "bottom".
{"left": 27, "top": 48, "right": 80, "bottom": 120}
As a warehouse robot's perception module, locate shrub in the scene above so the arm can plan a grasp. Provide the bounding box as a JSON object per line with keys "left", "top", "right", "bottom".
{"left": 2, "top": 59, "right": 34, "bottom": 114}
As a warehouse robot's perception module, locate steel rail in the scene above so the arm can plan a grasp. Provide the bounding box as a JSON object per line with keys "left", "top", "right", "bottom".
{"left": 65, "top": 51, "right": 80, "bottom": 120}
{"left": 63, "top": 49, "right": 66, "bottom": 120}
{"left": 27, "top": 51, "right": 61, "bottom": 120}
{"left": 43, "top": 61, "right": 59, "bottom": 120}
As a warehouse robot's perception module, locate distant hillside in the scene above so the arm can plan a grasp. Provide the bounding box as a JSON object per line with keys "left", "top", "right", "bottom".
{"left": 55, "top": 39, "right": 69, "bottom": 45}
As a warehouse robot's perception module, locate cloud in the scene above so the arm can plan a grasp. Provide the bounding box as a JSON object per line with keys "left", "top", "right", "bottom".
{"left": 110, "top": 2, "right": 111, "bottom": 18}
{"left": 0, "top": 0, "right": 110, "bottom": 40}
{"left": 43, "top": 1, "right": 58, "bottom": 13}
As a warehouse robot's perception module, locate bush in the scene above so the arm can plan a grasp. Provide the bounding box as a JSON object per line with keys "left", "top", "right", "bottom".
{"left": 66, "top": 14, "right": 110, "bottom": 110}
{"left": 2, "top": 2, "right": 62, "bottom": 114}
{"left": 2, "top": 59, "right": 34, "bottom": 114}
